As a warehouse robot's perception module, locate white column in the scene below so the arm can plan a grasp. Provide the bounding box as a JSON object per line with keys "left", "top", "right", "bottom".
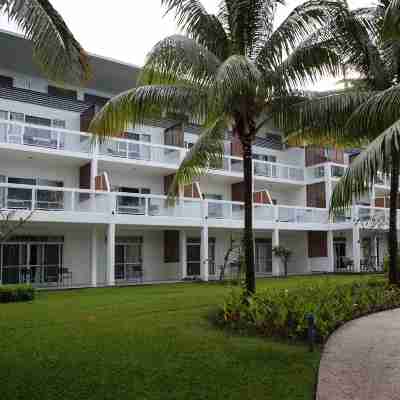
{"left": 106, "top": 223, "right": 115, "bottom": 285}
{"left": 272, "top": 229, "right": 281, "bottom": 276}
{"left": 327, "top": 230, "right": 334, "bottom": 272}
{"left": 352, "top": 225, "right": 361, "bottom": 272}
{"left": 200, "top": 226, "right": 209, "bottom": 281}
{"left": 90, "top": 158, "right": 98, "bottom": 190}
{"left": 324, "top": 163, "right": 332, "bottom": 208}
{"left": 371, "top": 234, "right": 378, "bottom": 268}
{"left": 180, "top": 230, "right": 187, "bottom": 279}
{"left": 90, "top": 226, "right": 98, "bottom": 287}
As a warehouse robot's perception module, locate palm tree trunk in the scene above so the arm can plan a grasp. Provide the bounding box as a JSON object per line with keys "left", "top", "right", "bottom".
{"left": 241, "top": 140, "right": 256, "bottom": 294}
{"left": 388, "top": 150, "right": 399, "bottom": 284}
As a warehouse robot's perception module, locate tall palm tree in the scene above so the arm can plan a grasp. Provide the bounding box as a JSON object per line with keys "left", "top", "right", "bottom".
{"left": 276, "top": 0, "right": 400, "bottom": 284}
{"left": 89, "top": 0, "right": 345, "bottom": 294}
{"left": 0, "top": 0, "right": 90, "bottom": 82}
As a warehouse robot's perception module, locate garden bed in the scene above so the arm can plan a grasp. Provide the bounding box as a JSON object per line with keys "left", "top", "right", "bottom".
{"left": 0, "top": 284, "right": 35, "bottom": 303}
{"left": 219, "top": 279, "right": 400, "bottom": 342}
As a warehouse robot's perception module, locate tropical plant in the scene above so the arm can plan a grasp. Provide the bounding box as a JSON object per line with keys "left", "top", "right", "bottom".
{"left": 89, "top": 0, "right": 345, "bottom": 294}
{"left": 275, "top": 0, "right": 400, "bottom": 284}
{"left": 272, "top": 245, "right": 292, "bottom": 276}
{"left": 0, "top": 0, "right": 90, "bottom": 82}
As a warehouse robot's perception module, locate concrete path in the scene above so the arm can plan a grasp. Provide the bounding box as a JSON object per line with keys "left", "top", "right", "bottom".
{"left": 317, "top": 309, "right": 400, "bottom": 400}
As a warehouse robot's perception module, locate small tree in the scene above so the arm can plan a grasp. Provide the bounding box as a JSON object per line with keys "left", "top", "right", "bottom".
{"left": 272, "top": 246, "right": 292, "bottom": 277}
{"left": 0, "top": 209, "right": 33, "bottom": 244}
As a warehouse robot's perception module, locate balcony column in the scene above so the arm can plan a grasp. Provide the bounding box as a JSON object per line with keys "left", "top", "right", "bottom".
{"left": 90, "top": 158, "right": 98, "bottom": 191}
{"left": 90, "top": 226, "right": 98, "bottom": 287}
{"left": 200, "top": 226, "right": 209, "bottom": 281}
{"left": 106, "top": 223, "right": 116, "bottom": 286}
{"left": 324, "top": 163, "right": 332, "bottom": 208}
{"left": 180, "top": 230, "right": 187, "bottom": 279}
{"left": 327, "top": 230, "right": 334, "bottom": 272}
{"left": 352, "top": 225, "right": 361, "bottom": 272}
{"left": 272, "top": 228, "right": 281, "bottom": 276}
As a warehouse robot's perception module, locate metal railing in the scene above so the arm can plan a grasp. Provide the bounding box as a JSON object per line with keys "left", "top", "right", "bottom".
{"left": 1, "top": 265, "right": 72, "bottom": 287}
{"left": 0, "top": 120, "right": 91, "bottom": 153}
{"left": 98, "top": 137, "right": 185, "bottom": 165}
{"left": 253, "top": 159, "right": 304, "bottom": 181}
{"left": 0, "top": 183, "right": 110, "bottom": 213}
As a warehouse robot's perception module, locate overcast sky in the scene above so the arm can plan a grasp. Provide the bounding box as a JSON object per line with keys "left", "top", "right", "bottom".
{"left": 0, "top": 0, "right": 374, "bottom": 89}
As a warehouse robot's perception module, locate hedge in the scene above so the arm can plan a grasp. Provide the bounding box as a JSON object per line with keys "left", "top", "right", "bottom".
{"left": 0, "top": 284, "right": 35, "bottom": 303}
{"left": 220, "top": 280, "right": 400, "bottom": 342}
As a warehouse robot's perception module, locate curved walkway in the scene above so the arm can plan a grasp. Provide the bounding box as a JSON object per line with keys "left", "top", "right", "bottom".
{"left": 317, "top": 309, "right": 400, "bottom": 400}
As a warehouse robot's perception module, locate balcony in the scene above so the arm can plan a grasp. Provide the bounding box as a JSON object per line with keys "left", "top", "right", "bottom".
{"left": 98, "top": 137, "right": 184, "bottom": 166}
{"left": 0, "top": 120, "right": 91, "bottom": 154}
{"left": 0, "top": 183, "right": 331, "bottom": 228}
{"left": 254, "top": 159, "right": 305, "bottom": 182}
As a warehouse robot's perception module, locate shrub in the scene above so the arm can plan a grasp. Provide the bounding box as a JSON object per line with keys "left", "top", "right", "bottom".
{"left": 0, "top": 284, "right": 35, "bottom": 303}
{"left": 220, "top": 280, "right": 400, "bottom": 342}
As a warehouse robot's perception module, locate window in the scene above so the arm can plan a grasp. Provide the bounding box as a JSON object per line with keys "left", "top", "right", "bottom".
{"left": 48, "top": 85, "right": 77, "bottom": 100}
{"left": 10, "top": 112, "right": 24, "bottom": 122}
{"left": 6, "top": 177, "right": 64, "bottom": 210}
{"left": 117, "top": 187, "right": 151, "bottom": 214}
{"left": 184, "top": 141, "right": 195, "bottom": 150}
{"left": 52, "top": 119, "right": 66, "bottom": 129}
{"left": 0, "top": 110, "right": 8, "bottom": 120}
{"left": 84, "top": 93, "right": 109, "bottom": 107}
{"left": 0, "top": 75, "right": 13, "bottom": 88}
{"left": 253, "top": 154, "right": 277, "bottom": 163}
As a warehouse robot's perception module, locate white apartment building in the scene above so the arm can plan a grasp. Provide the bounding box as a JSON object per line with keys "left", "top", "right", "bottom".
{"left": 0, "top": 30, "right": 389, "bottom": 288}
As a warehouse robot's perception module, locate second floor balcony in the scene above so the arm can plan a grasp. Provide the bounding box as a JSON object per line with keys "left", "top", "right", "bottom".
{"left": 0, "top": 182, "right": 330, "bottom": 228}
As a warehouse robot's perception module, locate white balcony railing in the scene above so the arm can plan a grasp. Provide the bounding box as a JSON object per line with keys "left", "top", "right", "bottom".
{"left": 98, "top": 137, "right": 185, "bottom": 165}
{"left": 0, "top": 120, "right": 91, "bottom": 154}
{"left": 0, "top": 183, "right": 332, "bottom": 226}
{"left": 254, "top": 159, "right": 305, "bottom": 182}
{"left": 0, "top": 183, "right": 110, "bottom": 214}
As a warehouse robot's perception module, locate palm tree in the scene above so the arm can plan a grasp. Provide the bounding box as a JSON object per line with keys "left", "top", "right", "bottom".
{"left": 276, "top": 0, "right": 400, "bottom": 284}
{"left": 0, "top": 0, "right": 90, "bottom": 82}
{"left": 89, "top": 0, "right": 345, "bottom": 294}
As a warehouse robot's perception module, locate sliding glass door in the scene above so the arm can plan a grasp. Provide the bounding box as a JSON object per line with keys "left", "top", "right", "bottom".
{"left": 1, "top": 239, "right": 64, "bottom": 286}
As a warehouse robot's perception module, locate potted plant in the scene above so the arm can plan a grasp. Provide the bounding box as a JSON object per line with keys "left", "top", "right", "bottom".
{"left": 272, "top": 246, "right": 292, "bottom": 277}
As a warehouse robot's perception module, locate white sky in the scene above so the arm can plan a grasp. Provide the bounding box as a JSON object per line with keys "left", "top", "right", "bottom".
{"left": 0, "top": 0, "right": 374, "bottom": 90}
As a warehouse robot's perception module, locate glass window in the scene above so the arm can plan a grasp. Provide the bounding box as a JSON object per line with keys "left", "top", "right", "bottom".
{"left": 52, "top": 119, "right": 66, "bottom": 129}
{"left": 10, "top": 112, "right": 24, "bottom": 122}
{"left": 25, "top": 115, "right": 51, "bottom": 127}
{"left": 0, "top": 110, "right": 8, "bottom": 120}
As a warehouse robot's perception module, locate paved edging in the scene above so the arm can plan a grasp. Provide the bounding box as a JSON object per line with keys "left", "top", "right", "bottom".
{"left": 316, "top": 308, "right": 400, "bottom": 400}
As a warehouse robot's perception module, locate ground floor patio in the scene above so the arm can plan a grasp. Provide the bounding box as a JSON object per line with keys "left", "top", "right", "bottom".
{"left": 0, "top": 222, "right": 386, "bottom": 288}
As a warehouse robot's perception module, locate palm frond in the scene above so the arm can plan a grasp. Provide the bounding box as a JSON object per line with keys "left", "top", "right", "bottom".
{"left": 219, "top": 0, "right": 282, "bottom": 57}
{"left": 274, "top": 90, "right": 375, "bottom": 145}
{"left": 214, "top": 55, "right": 262, "bottom": 112}
{"left": 256, "top": 0, "right": 343, "bottom": 70}
{"left": 139, "top": 35, "right": 220, "bottom": 89}
{"left": 161, "top": 0, "right": 229, "bottom": 59}
{"left": 274, "top": 38, "right": 340, "bottom": 90}
{"left": 169, "top": 116, "right": 228, "bottom": 195}
{"left": 89, "top": 85, "right": 208, "bottom": 140}
{"left": 330, "top": 7, "right": 390, "bottom": 90}
{"left": 331, "top": 118, "right": 400, "bottom": 211}
{"left": 382, "top": 0, "right": 400, "bottom": 40}
{"left": 0, "top": 0, "right": 91, "bottom": 82}
{"left": 346, "top": 84, "right": 400, "bottom": 139}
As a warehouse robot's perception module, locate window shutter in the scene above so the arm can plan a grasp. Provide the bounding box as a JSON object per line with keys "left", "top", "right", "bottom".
{"left": 308, "top": 232, "right": 327, "bottom": 258}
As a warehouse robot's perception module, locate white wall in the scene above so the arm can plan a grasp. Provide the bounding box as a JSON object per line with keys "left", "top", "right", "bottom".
{"left": 0, "top": 98, "right": 81, "bottom": 131}
{"left": 280, "top": 231, "right": 310, "bottom": 274}
{"left": 102, "top": 169, "right": 164, "bottom": 194}
{"left": 0, "top": 158, "right": 80, "bottom": 188}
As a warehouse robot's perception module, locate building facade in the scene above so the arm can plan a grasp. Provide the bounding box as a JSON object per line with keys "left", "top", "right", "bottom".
{"left": 0, "top": 30, "right": 389, "bottom": 288}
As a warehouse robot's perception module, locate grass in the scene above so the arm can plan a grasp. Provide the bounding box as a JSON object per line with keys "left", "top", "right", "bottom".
{"left": 0, "top": 274, "right": 380, "bottom": 400}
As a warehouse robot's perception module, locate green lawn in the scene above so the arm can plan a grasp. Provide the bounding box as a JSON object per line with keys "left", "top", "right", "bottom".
{"left": 0, "top": 275, "right": 379, "bottom": 400}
